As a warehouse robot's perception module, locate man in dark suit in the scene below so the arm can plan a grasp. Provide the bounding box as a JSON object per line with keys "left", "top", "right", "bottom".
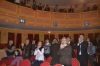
{"left": 77, "top": 35, "right": 88, "bottom": 66}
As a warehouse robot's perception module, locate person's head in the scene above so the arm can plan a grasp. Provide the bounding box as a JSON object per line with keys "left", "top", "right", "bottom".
{"left": 86, "top": 38, "right": 90, "bottom": 42}
{"left": 14, "top": 50, "right": 20, "bottom": 56}
{"left": 25, "top": 39, "right": 30, "bottom": 45}
{"left": 61, "top": 37, "right": 67, "bottom": 44}
{"left": 37, "top": 41, "right": 43, "bottom": 48}
{"left": 78, "top": 35, "right": 84, "bottom": 42}
{"left": 66, "top": 37, "right": 71, "bottom": 42}
{"left": 9, "top": 40, "right": 13, "bottom": 45}
{"left": 45, "top": 39, "right": 49, "bottom": 43}
{"left": 32, "top": 40, "right": 35, "bottom": 44}
{"left": 52, "top": 38, "right": 58, "bottom": 44}
{"left": 21, "top": 43, "right": 24, "bottom": 46}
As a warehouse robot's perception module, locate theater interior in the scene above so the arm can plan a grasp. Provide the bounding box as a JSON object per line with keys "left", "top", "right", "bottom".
{"left": 0, "top": 0, "right": 100, "bottom": 66}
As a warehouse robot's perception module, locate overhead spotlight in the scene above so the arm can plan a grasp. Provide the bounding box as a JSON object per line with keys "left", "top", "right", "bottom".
{"left": 20, "top": 19, "right": 26, "bottom": 23}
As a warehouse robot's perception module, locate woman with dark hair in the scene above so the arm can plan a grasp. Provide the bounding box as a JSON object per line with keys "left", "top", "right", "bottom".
{"left": 20, "top": 43, "right": 25, "bottom": 56}
{"left": 33, "top": 41, "right": 44, "bottom": 66}
{"left": 23, "top": 39, "right": 31, "bottom": 59}
{"left": 6, "top": 40, "right": 15, "bottom": 57}
{"left": 11, "top": 50, "right": 23, "bottom": 66}
{"left": 31, "top": 40, "right": 37, "bottom": 55}
{"left": 51, "top": 38, "right": 60, "bottom": 65}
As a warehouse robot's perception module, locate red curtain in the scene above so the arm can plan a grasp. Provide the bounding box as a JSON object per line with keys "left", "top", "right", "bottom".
{"left": 8, "top": 32, "right": 15, "bottom": 44}
{"left": 28, "top": 34, "right": 33, "bottom": 44}
{"left": 16, "top": 33, "right": 22, "bottom": 48}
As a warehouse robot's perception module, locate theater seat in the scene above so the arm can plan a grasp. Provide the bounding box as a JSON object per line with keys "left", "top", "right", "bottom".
{"left": 29, "top": 56, "right": 35, "bottom": 61}
{"left": 72, "top": 58, "right": 80, "bottom": 66}
{"left": 54, "top": 64, "right": 62, "bottom": 66}
{"left": 0, "top": 63, "right": 6, "bottom": 66}
{"left": 19, "top": 59, "right": 31, "bottom": 66}
{"left": 3, "top": 57, "right": 14, "bottom": 65}
{"left": 45, "top": 56, "right": 52, "bottom": 63}
{"left": 40, "top": 62, "right": 50, "bottom": 66}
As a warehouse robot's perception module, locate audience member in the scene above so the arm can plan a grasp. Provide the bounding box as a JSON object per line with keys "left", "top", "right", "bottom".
{"left": 11, "top": 50, "right": 23, "bottom": 66}
{"left": 23, "top": 39, "right": 31, "bottom": 59}
{"left": 6, "top": 40, "right": 15, "bottom": 57}
{"left": 92, "top": 4, "right": 98, "bottom": 10}
{"left": 51, "top": 38, "right": 60, "bottom": 65}
{"left": 44, "top": 39, "right": 51, "bottom": 58}
{"left": 54, "top": 5, "right": 59, "bottom": 12}
{"left": 87, "top": 38, "right": 96, "bottom": 66}
{"left": 6, "top": 0, "right": 99, "bottom": 13}
{"left": 33, "top": 41, "right": 44, "bottom": 66}
{"left": 37, "top": 3, "right": 44, "bottom": 10}
{"left": 44, "top": 4, "right": 50, "bottom": 11}
{"left": 58, "top": 37, "right": 72, "bottom": 66}
{"left": 20, "top": 43, "right": 25, "bottom": 56}
{"left": 31, "top": 40, "right": 36, "bottom": 55}
{"left": 77, "top": 35, "right": 88, "bottom": 66}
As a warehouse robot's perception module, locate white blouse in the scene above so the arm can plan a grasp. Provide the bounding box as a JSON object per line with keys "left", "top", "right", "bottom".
{"left": 34, "top": 48, "right": 44, "bottom": 61}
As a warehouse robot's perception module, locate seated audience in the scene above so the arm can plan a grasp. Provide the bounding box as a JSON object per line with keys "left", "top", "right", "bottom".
{"left": 32, "top": 0, "right": 37, "bottom": 10}
{"left": 68, "top": 7, "right": 74, "bottom": 13}
{"left": 37, "top": 3, "right": 44, "bottom": 10}
{"left": 44, "top": 4, "right": 50, "bottom": 11}
{"left": 92, "top": 4, "right": 98, "bottom": 10}
{"left": 53, "top": 5, "right": 59, "bottom": 12}
{"left": 6, "top": 0, "right": 99, "bottom": 13}
{"left": 14, "top": 0, "right": 20, "bottom": 4}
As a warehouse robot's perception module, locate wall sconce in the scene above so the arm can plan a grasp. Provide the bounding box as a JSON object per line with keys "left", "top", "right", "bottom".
{"left": 20, "top": 19, "right": 26, "bottom": 23}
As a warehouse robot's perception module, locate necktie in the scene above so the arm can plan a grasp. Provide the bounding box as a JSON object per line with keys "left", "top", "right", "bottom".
{"left": 79, "top": 44, "right": 82, "bottom": 55}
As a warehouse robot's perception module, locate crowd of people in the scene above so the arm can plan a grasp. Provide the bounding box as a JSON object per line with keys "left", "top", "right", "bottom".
{"left": 3, "top": 34, "right": 98, "bottom": 66}
{"left": 6, "top": 0, "right": 99, "bottom": 13}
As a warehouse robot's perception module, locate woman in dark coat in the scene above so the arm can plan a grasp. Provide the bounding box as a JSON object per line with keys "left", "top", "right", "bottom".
{"left": 58, "top": 37, "right": 72, "bottom": 66}
{"left": 6, "top": 40, "right": 15, "bottom": 57}
{"left": 51, "top": 38, "right": 60, "bottom": 65}
{"left": 23, "top": 39, "right": 31, "bottom": 59}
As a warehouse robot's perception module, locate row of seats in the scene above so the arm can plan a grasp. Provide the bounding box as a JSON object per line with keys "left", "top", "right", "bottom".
{"left": 0, "top": 56, "right": 80, "bottom": 66}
